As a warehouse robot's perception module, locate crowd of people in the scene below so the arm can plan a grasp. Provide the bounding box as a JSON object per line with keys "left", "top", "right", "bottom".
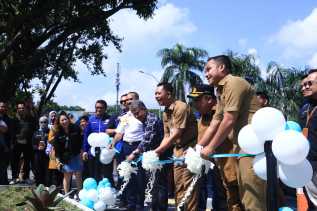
{"left": 0, "top": 55, "right": 317, "bottom": 211}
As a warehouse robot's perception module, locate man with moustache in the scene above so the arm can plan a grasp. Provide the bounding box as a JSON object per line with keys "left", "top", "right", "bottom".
{"left": 154, "top": 82, "right": 199, "bottom": 211}
{"left": 299, "top": 69, "right": 317, "bottom": 209}
{"left": 187, "top": 84, "right": 228, "bottom": 211}
{"left": 198, "top": 55, "right": 265, "bottom": 211}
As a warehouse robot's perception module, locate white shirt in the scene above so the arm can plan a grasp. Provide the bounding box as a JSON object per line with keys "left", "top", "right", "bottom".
{"left": 116, "top": 111, "right": 144, "bottom": 143}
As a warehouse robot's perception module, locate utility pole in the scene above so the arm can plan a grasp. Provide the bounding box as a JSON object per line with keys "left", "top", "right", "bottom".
{"left": 115, "top": 63, "right": 120, "bottom": 113}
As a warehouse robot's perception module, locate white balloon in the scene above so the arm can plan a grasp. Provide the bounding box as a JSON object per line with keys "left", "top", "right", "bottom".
{"left": 95, "top": 133, "right": 110, "bottom": 147}
{"left": 272, "top": 130, "right": 310, "bottom": 165}
{"left": 88, "top": 132, "right": 99, "bottom": 147}
{"left": 78, "top": 189, "right": 88, "bottom": 201}
{"left": 99, "top": 148, "right": 115, "bottom": 164}
{"left": 279, "top": 159, "right": 313, "bottom": 188}
{"left": 94, "top": 200, "right": 107, "bottom": 211}
{"left": 86, "top": 189, "right": 98, "bottom": 202}
{"left": 90, "top": 147, "right": 96, "bottom": 157}
{"left": 99, "top": 187, "right": 116, "bottom": 205}
{"left": 252, "top": 154, "right": 269, "bottom": 180}
{"left": 238, "top": 124, "right": 264, "bottom": 154}
{"left": 251, "top": 107, "right": 286, "bottom": 142}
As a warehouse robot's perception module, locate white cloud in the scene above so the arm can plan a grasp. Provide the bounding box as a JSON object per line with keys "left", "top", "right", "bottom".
{"left": 270, "top": 8, "right": 317, "bottom": 58}
{"left": 309, "top": 53, "right": 317, "bottom": 68}
{"left": 52, "top": 2, "right": 196, "bottom": 111}
{"left": 110, "top": 3, "right": 196, "bottom": 49}
{"left": 247, "top": 48, "right": 260, "bottom": 65}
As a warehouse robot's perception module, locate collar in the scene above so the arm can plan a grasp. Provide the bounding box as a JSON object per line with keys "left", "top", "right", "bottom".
{"left": 165, "top": 100, "right": 176, "bottom": 112}
{"left": 217, "top": 74, "right": 232, "bottom": 87}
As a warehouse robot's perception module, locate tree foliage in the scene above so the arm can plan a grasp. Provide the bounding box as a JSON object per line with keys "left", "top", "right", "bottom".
{"left": 0, "top": 0, "right": 158, "bottom": 114}
{"left": 158, "top": 43, "right": 208, "bottom": 101}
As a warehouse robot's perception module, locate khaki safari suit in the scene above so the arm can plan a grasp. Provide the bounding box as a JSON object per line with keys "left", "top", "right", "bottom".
{"left": 199, "top": 112, "right": 243, "bottom": 211}
{"left": 163, "top": 100, "right": 199, "bottom": 211}
{"left": 213, "top": 74, "right": 266, "bottom": 211}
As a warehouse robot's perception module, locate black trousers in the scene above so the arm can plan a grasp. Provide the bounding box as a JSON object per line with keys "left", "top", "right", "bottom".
{"left": 11, "top": 143, "right": 33, "bottom": 180}
{"left": 86, "top": 147, "right": 114, "bottom": 184}
{"left": 151, "top": 164, "right": 170, "bottom": 211}
{"left": 0, "top": 151, "right": 9, "bottom": 185}
{"left": 33, "top": 150, "right": 48, "bottom": 185}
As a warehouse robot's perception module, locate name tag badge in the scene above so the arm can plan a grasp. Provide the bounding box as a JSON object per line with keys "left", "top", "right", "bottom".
{"left": 104, "top": 119, "right": 109, "bottom": 124}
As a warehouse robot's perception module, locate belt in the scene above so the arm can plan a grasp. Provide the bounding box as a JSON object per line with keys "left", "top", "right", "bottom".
{"left": 123, "top": 141, "right": 141, "bottom": 145}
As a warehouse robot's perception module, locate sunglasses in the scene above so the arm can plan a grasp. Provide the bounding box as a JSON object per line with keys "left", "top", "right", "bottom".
{"left": 40, "top": 121, "right": 47, "bottom": 123}
{"left": 302, "top": 80, "right": 317, "bottom": 87}
{"left": 120, "top": 100, "right": 127, "bottom": 104}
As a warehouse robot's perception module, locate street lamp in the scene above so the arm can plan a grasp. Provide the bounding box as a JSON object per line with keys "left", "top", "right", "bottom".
{"left": 138, "top": 70, "right": 160, "bottom": 83}
{"left": 138, "top": 70, "right": 162, "bottom": 118}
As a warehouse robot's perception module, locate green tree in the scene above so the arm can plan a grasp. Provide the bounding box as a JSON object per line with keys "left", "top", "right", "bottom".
{"left": 158, "top": 43, "right": 208, "bottom": 101}
{"left": 225, "top": 51, "right": 307, "bottom": 120}
{"left": 0, "top": 0, "right": 158, "bottom": 114}
{"left": 263, "top": 62, "right": 307, "bottom": 120}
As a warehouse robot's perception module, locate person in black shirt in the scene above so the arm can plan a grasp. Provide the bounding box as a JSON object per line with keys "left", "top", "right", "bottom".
{"left": 52, "top": 111, "right": 83, "bottom": 193}
{"left": 32, "top": 116, "right": 49, "bottom": 185}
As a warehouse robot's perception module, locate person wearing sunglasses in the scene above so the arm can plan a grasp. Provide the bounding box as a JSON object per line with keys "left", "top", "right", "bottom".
{"left": 299, "top": 69, "right": 317, "bottom": 210}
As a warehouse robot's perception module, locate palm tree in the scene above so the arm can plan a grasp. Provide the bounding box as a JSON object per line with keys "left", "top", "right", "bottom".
{"left": 157, "top": 43, "right": 208, "bottom": 101}
{"left": 226, "top": 50, "right": 263, "bottom": 85}
{"left": 264, "top": 62, "right": 307, "bottom": 120}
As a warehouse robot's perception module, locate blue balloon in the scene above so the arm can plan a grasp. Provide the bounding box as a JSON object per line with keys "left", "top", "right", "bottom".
{"left": 279, "top": 207, "right": 293, "bottom": 211}
{"left": 97, "top": 178, "right": 111, "bottom": 192}
{"left": 83, "top": 178, "right": 97, "bottom": 190}
{"left": 80, "top": 199, "right": 94, "bottom": 209}
{"left": 285, "top": 121, "right": 302, "bottom": 132}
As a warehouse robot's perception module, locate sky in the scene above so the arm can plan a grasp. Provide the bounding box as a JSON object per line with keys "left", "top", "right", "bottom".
{"left": 49, "top": 0, "right": 317, "bottom": 111}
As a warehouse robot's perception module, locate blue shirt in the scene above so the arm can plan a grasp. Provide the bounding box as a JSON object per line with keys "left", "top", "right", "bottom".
{"left": 137, "top": 112, "right": 163, "bottom": 153}
{"left": 83, "top": 114, "right": 117, "bottom": 154}
{"left": 299, "top": 101, "right": 317, "bottom": 161}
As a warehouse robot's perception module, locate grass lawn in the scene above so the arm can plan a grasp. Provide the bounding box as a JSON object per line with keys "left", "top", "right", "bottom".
{"left": 0, "top": 186, "right": 81, "bottom": 211}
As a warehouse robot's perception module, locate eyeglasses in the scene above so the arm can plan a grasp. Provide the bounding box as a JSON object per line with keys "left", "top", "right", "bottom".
{"left": 120, "top": 100, "right": 127, "bottom": 104}
{"left": 302, "top": 80, "right": 317, "bottom": 87}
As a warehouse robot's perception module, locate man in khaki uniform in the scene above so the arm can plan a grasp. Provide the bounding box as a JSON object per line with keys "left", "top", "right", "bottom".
{"left": 199, "top": 55, "right": 266, "bottom": 211}
{"left": 188, "top": 84, "right": 228, "bottom": 211}
{"left": 154, "top": 82, "right": 199, "bottom": 211}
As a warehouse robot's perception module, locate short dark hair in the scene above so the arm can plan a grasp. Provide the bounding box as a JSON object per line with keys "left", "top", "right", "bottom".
{"left": 256, "top": 91, "right": 269, "bottom": 102}
{"left": 95, "top": 99, "right": 107, "bottom": 109}
{"left": 207, "top": 55, "right": 232, "bottom": 72}
{"left": 127, "top": 92, "right": 139, "bottom": 100}
{"left": 308, "top": 69, "right": 317, "bottom": 75}
{"left": 79, "top": 115, "right": 89, "bottom": 122}
{"left": 301, "top": 74, "right": 308, "bottom": 80}
{"left": 120, "top": 93, "right": 128, "bottom": 98}
{"left": 129, "top": 100, "right": 147, "bottom": 111}
{"left": 157, "top": 82, "right": 174, "bottom": 94}
{"left": 16, "top": 101, "right": 25, "bottom": 107}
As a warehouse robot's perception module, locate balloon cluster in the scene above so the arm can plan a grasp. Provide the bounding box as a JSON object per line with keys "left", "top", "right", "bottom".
{"left": 79, "top": 178, "right": 116, "bottom": 211}
{"left": 88, "top": 133, "right": 115, "bottom": 165}
{"left": 238, "top": 107, "right": 313, "bottom": 188}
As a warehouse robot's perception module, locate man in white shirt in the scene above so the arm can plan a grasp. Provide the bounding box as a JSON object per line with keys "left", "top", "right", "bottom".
{"left": 112, "top": 92, "right": 146, "bottom": 211}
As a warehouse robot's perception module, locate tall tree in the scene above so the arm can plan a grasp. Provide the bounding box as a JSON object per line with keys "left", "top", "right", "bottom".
{"left": 263, "top": 62, "right": 307, "bottom": 120}
{"left": 0, "top": 0, "right": 158, "bottom": 113}
{"left": 158, "top": 43, "right": 208, "bottom": 101}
